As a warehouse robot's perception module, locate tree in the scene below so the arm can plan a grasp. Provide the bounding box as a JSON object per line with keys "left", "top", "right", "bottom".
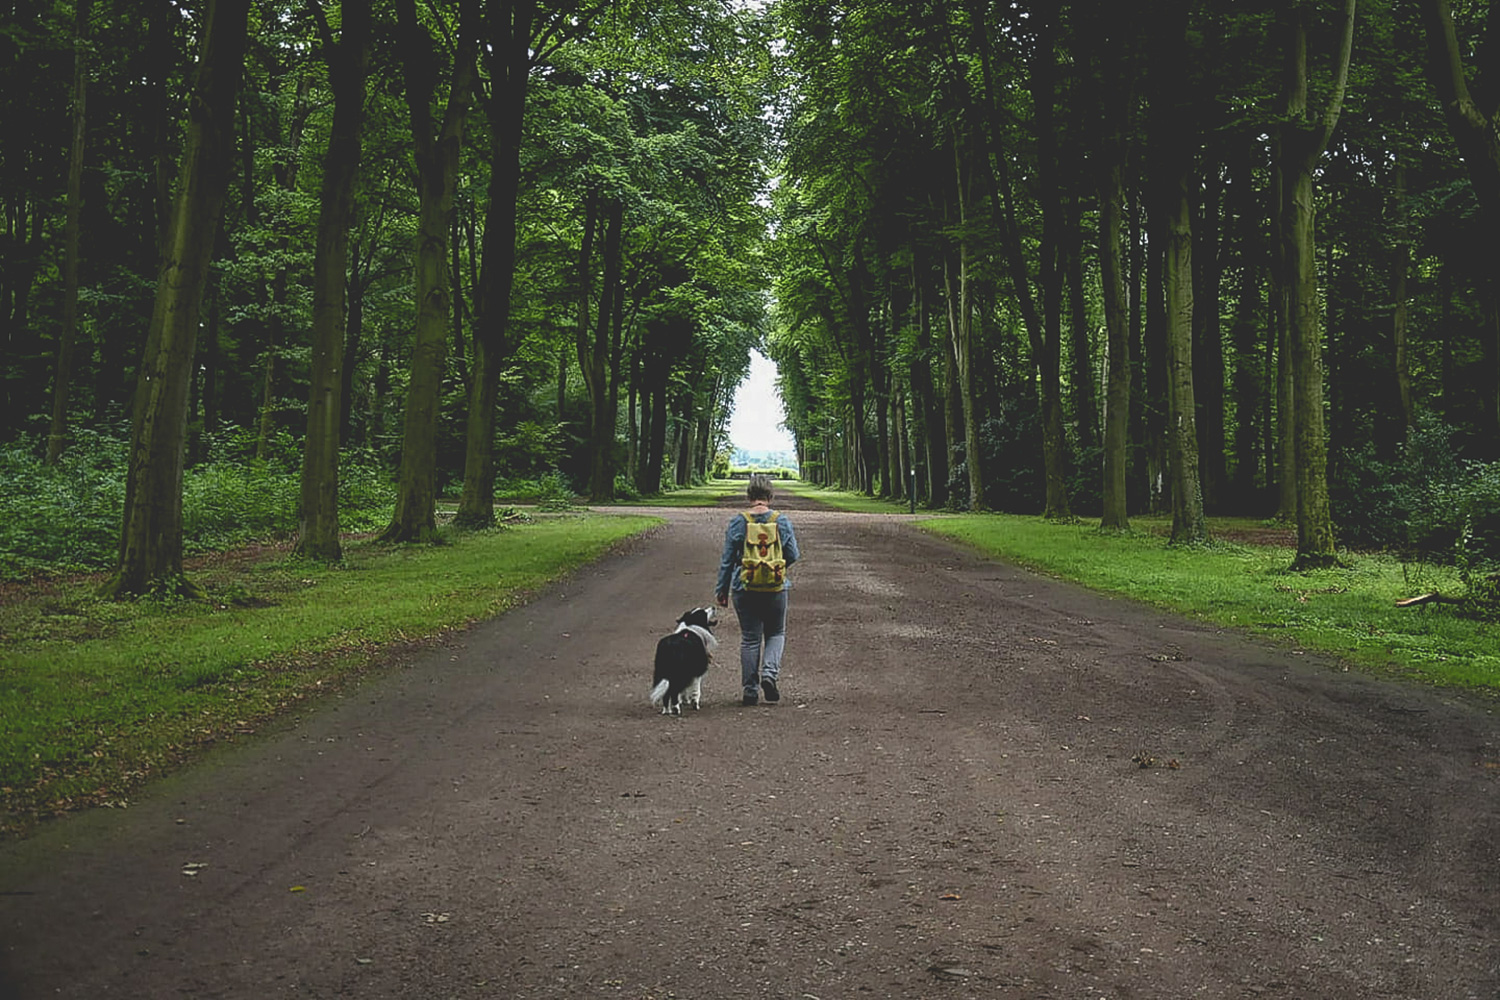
{"left": 380, "top": 0, "right": 478, "bottom": 543}
{"left": 1156, "top": 0, "right": 1207, "bottom": 545}
{"left": 296, "top": 0, "right": 373, "bottom": 560}
{"left": 103, "top": 0, "right": 252, "bottom": 598}
{"left": 1279, "top": 0, "right": 1356, "bottom": 569}
{"left": 1083, "top": 0, "right": 1134, "bottom": 530}
{"left": 455, "top": 0, "right": 606, "bottom": 526}
{"left": 1418, "top": 0, "right": 1500, "bottom": 449}
{"left": 45, "top": 0, "right": 91, "bottom": 466}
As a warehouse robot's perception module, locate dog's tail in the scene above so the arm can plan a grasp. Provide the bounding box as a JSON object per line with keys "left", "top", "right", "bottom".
{"left": 649, "top": 679, "right": 670, "bottom": 706}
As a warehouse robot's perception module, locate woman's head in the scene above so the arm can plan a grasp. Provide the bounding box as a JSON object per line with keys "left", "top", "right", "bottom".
{"left": 747, "top": 474, "right": 774, "bottom": 503}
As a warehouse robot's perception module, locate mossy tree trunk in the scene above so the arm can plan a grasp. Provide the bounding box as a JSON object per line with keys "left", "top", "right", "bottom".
{"left": 296, "top": 0, "right": 372, "bottom": 561}
{"left": 380, "top": 0, "right": 478, "bottom": 544}
{"left": 1279, "top": 0, "right": 1355, "bottom": 570}
{"left": 103, "top": 0, "right": 250, "bottom": 599}
{"left": 1154, "top": 0, "right": 1206, "bottom": 546}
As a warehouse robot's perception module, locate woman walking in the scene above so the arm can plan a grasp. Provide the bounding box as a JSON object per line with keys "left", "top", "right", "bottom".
{"left": 715, "top": 475, "right": 801, "bottom": 706}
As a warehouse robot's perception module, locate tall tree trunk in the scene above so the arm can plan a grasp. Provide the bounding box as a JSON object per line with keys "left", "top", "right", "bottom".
{"left": 586, "top": 199, "right": 623, "bottom": 502}
{"left": 340, "top": 243, "right": 367, "bottom": 441}
{"left": 1229, "top": 134, "right": 1266, "bottom": 503}
{"left": 646, "top": 375, "right": 667, "bottom": 493}
{"left": 873, "top": 298, "right": 894, "bottom": 499}
{"left": 1027, "top": 8, "right": 1070, "bottom": 520}
{"left": 1157, "top": 0, "right": 1206, "bottom": 545}
{"left": 296, "top": 0, "right": 371, "bottom": 560}
{"left": 254, "top": 72, "right": 314, "bottom": 462}
{"left": 46, "top": 0, "right": 91, "bottom": 465}
{"left": 942, "top": 144, "right": 985, "bottom": 511}
{"left": 104, "top": 0, "right": 251, "bottom": 598}
{"left": 1281, "top": 0, "right": 1355, "bottom": 569}
{"left": 625, "top": 350, "right": 639, "bottom": 484}
{"left": 1271, "top": 131, "right": 1297, "bottom": 521}
{"left": 911, "top": 256, "right": 948, "bottom": 507}
{"left": 1067, "top": 200, "right": 1099, "bottom": 455}
{"left": 676, "top": 397, "right": 695, "bottom": 487}
{"left": 147, "top": 0, "right": 175, "bottom": 251}
{"left": 1419, "top": 0, "right": 1500, "bottom": 447}
{"left": 456, "top": 0, "right": 540, "bottom": 526}
{"left": 1165, "top": 167, "right": 1206, "bottom": 544}
{"left": 1194, "top": 164, "right": 1227, "bottom": 511}
{"left": 1391, "top": 161, "right": 1414, "bottom": 435}
{"left": 382, "top": 0, "right": 478, "bottom": 543}
{"left": 1098, "top": 116, "right": 1131, "bottom": 531}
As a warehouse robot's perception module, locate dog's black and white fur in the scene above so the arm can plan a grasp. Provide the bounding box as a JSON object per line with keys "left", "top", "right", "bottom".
{"left": 649, "top": 607, "right": 719, "bottom": 715}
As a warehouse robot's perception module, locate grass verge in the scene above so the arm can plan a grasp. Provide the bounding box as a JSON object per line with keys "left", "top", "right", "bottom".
{"left": 774, "top": 483, "right": 1496, "bottom": 692}
{"left": 611, "top": 480, "right": 744, "bottom": 508}
{"left": 776, "top": 479, "right": 926, "bottom": 513}
{"left": 920, "top": 514, "right": 1498, "bottom": 693}
{"left": 0, "top": 512, "right": 659, "bottom": 834}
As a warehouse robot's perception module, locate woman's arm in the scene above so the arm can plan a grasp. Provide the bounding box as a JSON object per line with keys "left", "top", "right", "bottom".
{"left": 715, "top": 516, "right": 743, "bottom": 601}
{"left": 778, "top": 514, "right": 800, "bottom": 565}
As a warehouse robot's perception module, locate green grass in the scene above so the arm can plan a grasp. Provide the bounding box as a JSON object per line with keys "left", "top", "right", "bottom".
{"left": 617, "top": 480, "right": 744, "bottom": 507}
{"left": 774, "top": 479, "right": 920, "bottom": 513}
{"left": 920, "top": 514, "right": 1499, "bottom": 692}
{"left": 0, "top": 512, "right": 659, "bottom": 831}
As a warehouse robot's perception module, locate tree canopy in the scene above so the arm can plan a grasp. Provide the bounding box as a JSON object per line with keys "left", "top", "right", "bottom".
{"left": 4, "top": 0, "right": 1500, "bottom": 591}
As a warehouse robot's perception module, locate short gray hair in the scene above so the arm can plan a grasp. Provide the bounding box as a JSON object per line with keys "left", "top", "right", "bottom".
{"left": 746, "top": 474, "right": 775, "bottom": 502}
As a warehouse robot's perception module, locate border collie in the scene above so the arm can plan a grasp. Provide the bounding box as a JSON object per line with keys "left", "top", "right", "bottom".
{"left": 649, "top": 607, "right": 719, "bottom": 715}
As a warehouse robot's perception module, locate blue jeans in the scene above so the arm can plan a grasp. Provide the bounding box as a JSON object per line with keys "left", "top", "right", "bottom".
{"left": 731, "top": 589, "right": 787, "bottom": 697}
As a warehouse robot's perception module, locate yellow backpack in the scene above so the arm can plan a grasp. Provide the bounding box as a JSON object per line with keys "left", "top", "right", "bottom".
{"left": 739, "top": 511, "right": 786, "bottom": 591}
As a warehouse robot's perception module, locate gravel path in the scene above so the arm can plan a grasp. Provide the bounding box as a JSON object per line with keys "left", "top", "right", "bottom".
{"left": 1, "top": 499, "right": 1497, "bottom": 999}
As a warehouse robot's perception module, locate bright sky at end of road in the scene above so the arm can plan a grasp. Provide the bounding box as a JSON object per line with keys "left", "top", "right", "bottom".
{"left": 729, "top": 351, "right": 795, "bottom": 453}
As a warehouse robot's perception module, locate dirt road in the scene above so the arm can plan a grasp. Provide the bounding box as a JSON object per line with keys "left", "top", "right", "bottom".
{"left": 2, "top": 500, "right": 1497, "bottom": 999}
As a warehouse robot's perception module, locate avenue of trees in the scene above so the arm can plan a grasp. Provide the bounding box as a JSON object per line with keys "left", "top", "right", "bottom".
{"left": 2, "top": 0, "right": 1498, "bottom": 597}
{"left": 3, "top": 0, "right": 773, "bottom": 592}
{"left": 767, "top": 0, "right": 1500, "bottom": 578}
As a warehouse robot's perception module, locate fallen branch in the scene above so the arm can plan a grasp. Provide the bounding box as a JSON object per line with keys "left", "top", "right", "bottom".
{"left": 1395, "top": 592, "right": 1464, "bottom": 607}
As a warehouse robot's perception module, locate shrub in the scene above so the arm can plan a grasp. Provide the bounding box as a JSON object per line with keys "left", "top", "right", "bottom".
{"left": 181, "top": 462, "right": 300, "bottom": 551}
{"left": 1445, "top": 460, "right": 1500, "bottom": 588}
{"left": 948, "top": 391, "right": 1046, "bottom": 513}
{"left": 0, "top": 429, "right": 398, "bottom": 580}
{"left": 496, "top": 421, "right": 565, "bottom": 479}
{"left": 612, "top": 474, "right": 642, "bottom": 502}
{"left": 0, "top": 431, "right": 126, "bottom": 575}
{"left": 1331, "top": 413, "right": 1467, "bottom": 554}
{"left": 496, "top": 469, "right": 578, "bottom": 505}
{"left": 338, "top": 452, "right": 398, "bottom": 533}
{"left": 1330, "top": 438, "right": 1408, "bottom": 550}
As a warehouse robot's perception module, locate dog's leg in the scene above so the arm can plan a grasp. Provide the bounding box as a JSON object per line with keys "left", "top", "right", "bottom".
{"left": 687, "top": 676, "right": 702, "bottom": 710}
